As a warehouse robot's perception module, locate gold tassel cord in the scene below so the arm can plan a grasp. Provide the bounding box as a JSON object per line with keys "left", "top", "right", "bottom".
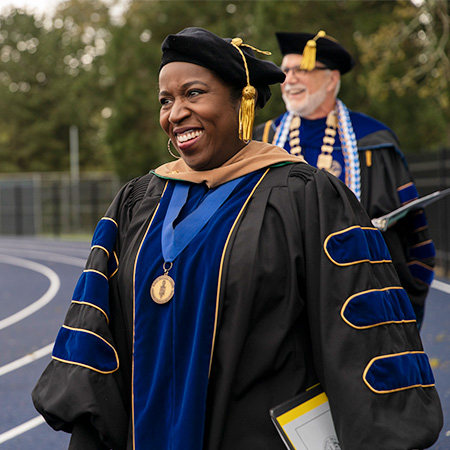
{"left": 231, "top": 38, "right": 272, "bottom": 57}
{"left": 299, "top": 30, "right": 326, "bottom": 72}
{"left": 231, "top": 38, "right": 271, "bottom": 142}
{"left": 239, "top": 85, "right": 256, "bottom": 142}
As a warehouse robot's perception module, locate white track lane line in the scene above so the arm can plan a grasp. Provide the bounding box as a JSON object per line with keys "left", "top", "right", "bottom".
{"left": 0, "top": 240, "right": 90, "bottom": 258}
{"left": 0, "top": 251, "right": 448, "bottom": 445}
{"left": 0, "top": 248, "right": 83, "bottom": 444}
{"left": 0, "top": 344, "right": 53, "bottom": 443}
{"left": 0, "top": 343, "right": 54, "bottom": 377}
{"left": 0, "top": 416, "right": 45, "bottom": 444}
{"left": 0, "top": 248, "right": 87, "bottom": 267}
{"left": 0, "top": 250, "right": 84, "bottom": 372}
{"left": 0, "top": 254, "right": 60, "bottom": 331}
{"left": 431, "top": 279, "right": 450, "bottom": 295}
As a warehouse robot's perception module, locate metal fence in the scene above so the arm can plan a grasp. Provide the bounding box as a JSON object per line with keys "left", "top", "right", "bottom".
{"left": 0, "top": 172, "right": 121, "bottom": 237}
{"left": 408, "top": 148, "right": 450, "bottom": 277}
{"left": 0, "top": 150, "right": 449, "bottom": 274}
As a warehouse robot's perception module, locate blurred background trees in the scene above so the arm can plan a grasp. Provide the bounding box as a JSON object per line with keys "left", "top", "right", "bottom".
{"left": 0, "top": 0, "right": 449, "bottom": 181}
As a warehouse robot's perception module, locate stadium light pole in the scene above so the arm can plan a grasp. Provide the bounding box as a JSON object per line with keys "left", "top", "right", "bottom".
{"left": 70, "top": 125, "right": 80, "bottom": 232}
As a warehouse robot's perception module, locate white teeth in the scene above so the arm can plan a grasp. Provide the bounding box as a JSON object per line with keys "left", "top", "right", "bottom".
{"left": 285, "top": 85, "right": 305, "bottom": 95}
{"left": 176, "top": 129, "right": 203, "bottom": 143}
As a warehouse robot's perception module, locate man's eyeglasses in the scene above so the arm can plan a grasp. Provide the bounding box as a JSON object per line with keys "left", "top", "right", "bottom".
{"left": 281, "top": 66, "right": 329, "bottom": 76}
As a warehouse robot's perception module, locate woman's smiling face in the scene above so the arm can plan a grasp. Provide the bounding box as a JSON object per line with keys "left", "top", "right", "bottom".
{"left": 159, "top": 62, "right": 245, "bottom": 171}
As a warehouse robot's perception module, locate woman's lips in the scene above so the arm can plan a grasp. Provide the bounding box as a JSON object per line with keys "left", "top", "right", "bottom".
{"left": 175, "top": 129, "right": 204, "bottom": 150}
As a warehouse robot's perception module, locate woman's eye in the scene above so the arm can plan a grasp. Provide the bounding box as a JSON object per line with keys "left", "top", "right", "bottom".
{"left": 159, "top": 97, "right": 171, "bottom": 106}
{"left": 188, "top": 89, "right": 203, "bottom": 98}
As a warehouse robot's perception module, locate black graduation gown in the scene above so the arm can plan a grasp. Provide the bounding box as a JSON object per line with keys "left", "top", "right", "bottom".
{"left": 254, "top": 117, "right": 435, "bottom": 318}
{"left": 32, "top": 162, "right": 442, "bottom": 450}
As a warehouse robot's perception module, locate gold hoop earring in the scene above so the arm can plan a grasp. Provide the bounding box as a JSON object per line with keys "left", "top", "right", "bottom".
{"left": 167, "top": 139, "right": 180, "bottom": 159}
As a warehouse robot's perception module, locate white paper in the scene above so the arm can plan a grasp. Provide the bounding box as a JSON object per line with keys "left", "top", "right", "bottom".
{"left": 281, "top": 401, "right": 340, "bottom": 450}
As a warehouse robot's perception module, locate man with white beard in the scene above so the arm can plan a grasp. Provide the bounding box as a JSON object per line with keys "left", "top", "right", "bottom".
{"left": 254, "top": 30, "right": 435, "bottom": 330}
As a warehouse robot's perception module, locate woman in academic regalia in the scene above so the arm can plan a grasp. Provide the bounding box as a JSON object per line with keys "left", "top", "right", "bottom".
{"left": 32, "top": 27, "right": 442, "bottom": 450}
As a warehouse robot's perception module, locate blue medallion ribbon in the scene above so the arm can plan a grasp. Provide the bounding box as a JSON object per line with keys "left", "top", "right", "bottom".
{"left": 161, "top": 177, "right": 242, "bottom": 263}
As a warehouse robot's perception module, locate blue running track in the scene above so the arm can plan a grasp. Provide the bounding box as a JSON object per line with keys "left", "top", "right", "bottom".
{"left": 0, "top": 237, "right": 448, "bottom": 449}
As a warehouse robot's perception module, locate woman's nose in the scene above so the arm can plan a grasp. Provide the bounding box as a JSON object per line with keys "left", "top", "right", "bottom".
{"left": 168, "top": 99, "right": 190, "bottom": 124}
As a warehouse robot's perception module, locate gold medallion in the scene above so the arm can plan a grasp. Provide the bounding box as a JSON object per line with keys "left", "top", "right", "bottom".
{"left": 317, "top": 153, "right": 333, "bottom": 170}
{"left": 150, "top": 274, "right": 175, "bottom": 304}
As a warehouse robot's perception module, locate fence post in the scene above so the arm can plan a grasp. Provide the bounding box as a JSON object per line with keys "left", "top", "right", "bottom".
{"left": 90, "top": 180, "right": 100, "bottom": 230}
{"left": 52, "top": 181, "right": 61, "bottom": 236}
{"left": 33, "top": 173, "right": 42, "bottom": 235}
{"left": 14, "top": 185, "right": 23, "bottom": 235}
{"left": 438, "top": 148, "right": 449, "bottom": 276}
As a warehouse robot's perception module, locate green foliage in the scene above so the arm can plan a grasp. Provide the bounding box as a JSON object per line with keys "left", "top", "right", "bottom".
{"left": 0, "top": 0, "right": 113, "bottom": 172}
{"left": 354, "top": 0, "right": 450, "bottom": 153}
{"left": 0, "top": 0, "right": 449, "bottom": 180}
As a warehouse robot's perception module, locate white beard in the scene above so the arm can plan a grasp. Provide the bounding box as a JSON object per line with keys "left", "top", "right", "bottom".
{"left": 282, "top": 84, "right": 329, "bottom": 118}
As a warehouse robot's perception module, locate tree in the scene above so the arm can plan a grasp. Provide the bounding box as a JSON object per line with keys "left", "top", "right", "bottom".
{"left": 0, "top": 0, "right": 113, "bottom": 172}
{"left": 354, "top": 0, "right": 450, "bottom": 152}
{"left": 1, "top": 0, "right": 448, "bottom": 179}
{"left": 103, "top": 1, "right": 246, "bottom": 180}
{"left": 107, "top": 0, "right": 447, "bottom": 179}
{"left": 103, "top": 0, "right": 371, "bottom": 180}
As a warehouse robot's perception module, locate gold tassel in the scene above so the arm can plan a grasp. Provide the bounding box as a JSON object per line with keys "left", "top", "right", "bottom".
{"left": 231, "top": 38, "right": 271, "bottom": 142}
{"left": 299, "top": 30, "right": 326, "bottom": 71}
{"left": 239, "top": 85, "right": 256, "bottom": 141}
{"left": 366, "top": 150, "right": 372, "bottom": 167}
